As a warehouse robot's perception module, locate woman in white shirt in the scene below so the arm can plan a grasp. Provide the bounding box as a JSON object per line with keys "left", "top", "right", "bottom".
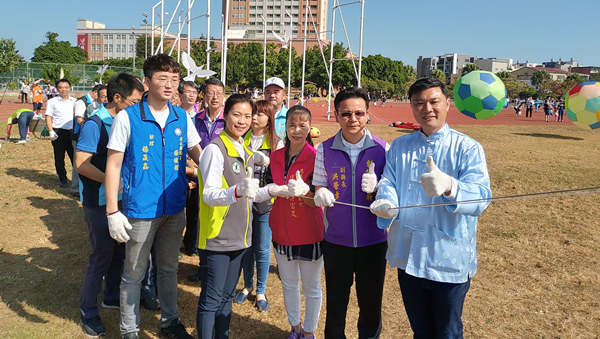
{"left": 195, "top": 94, "right": 283, "bottom": 338}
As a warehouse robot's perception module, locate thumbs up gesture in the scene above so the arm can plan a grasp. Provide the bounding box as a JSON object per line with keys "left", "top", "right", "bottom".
{"left": 236, "top": 167, "right": 260, "bottom": 199}
{"left": 419, "top": 156, "right": 452, "bottom": 197}
{"left": 287, "top": 170, "right": 310, "bottom": 197}
{"left": 361, "top": 162, "right": 378, "bottom": 193}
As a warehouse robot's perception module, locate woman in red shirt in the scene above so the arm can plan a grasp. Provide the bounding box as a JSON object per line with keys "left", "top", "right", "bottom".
{"left": 268, "top": 106, "right": 324, "bottom": 339}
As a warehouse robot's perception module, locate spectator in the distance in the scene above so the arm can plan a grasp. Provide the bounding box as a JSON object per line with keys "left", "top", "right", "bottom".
{"left": 20, "top": 80, "right": 30, "bottom": 104}
{"left": 45, "top": 79, "right": 76, "bottom": 188}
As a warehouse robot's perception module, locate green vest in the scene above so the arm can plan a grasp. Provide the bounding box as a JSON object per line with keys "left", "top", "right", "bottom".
{"left": 197, "top": 132, "right": 254, "bottom": 251}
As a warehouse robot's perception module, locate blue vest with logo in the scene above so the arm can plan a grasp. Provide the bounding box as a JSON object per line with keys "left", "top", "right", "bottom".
{"left": 122, "top": 97, "right": 189, "bottom": 218}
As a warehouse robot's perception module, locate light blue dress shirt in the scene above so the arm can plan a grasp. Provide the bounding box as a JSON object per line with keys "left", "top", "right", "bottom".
{"left": 376, "top": 124, "right": 491, "bottom": 283}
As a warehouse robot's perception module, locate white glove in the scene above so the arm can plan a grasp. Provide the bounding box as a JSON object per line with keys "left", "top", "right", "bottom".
{"left": 253, "top": 151, "right": 270, "bottom": 167}
{"left": 361, "top": 162, "right": 378, "bottom": 193}
{"left": 236, "top": 167, "right": 259, "bottom": 198}
{"left": 369, "top": 199, "right": 398, "bottom": 219}
{"left": 267, "top": 183, "right": 290, "bottom": 198}
{"left": 49, "top": 130, "right": 58, "bottom": 141}
{"left": 314, "top": 188, "right": 335, "bottom": 207}
{"left": 106, "top": 211, "right": 133, "bottom": 243}
{"left": 119, "top": 178, "right": 124, "bottom": 194}
{"left": 287, "top": 170, "right": 310, "bottom": 197}
{"left": 420, "top": 156, "right": 452, "bottom": 197}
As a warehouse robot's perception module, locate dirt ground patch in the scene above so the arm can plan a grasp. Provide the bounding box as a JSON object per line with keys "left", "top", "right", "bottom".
{"left": 0, "top": 122, "right": 599, "bottom": 338}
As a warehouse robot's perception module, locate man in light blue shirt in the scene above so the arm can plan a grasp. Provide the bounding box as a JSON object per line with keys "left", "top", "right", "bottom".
{"left": 370, "top": 78, "right": 491, "bottom": 338}
{"left": 264, "top": 77, "right": 288, "bottom": 140}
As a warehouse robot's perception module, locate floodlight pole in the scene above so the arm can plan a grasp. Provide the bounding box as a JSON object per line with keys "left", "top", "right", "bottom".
{"left": 286, "top": 10, "right": 292, "bottom": 108}
{"left": 261, "top": 15, "right": 266, "bottom": 88}
{"left": 132, "top": 30, "right": 137, "bottom": 73}
{"left": 143, "top": 12, "right": 148, "bottom": 60}
{"left": 300, "top": 1, "right": 308, "bottom": 106}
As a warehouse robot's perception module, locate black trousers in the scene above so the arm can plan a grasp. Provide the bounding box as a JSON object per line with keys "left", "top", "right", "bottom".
{"left": 183, "top": 185, "right": 199, "bottom": 252}
{"left": 51, "top": 128, "right": 74, "bottom": 181}
{"left": 322, "top": 240, "right": 388, "bottom": 339}
{"left": 526, "top": 106, "right": 533, "bottom": 118}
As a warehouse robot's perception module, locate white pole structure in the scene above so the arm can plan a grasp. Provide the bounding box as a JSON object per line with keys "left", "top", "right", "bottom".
{"left": 187, "top": 0, "right": 191, "bottom": 72}
{"left": 156, "top": 0, "right": 181, "bottom": 55}
{"left": 300, "top": 1, "right": 309, "bottom": 106}
{"left": 327, "top": 1, "right": 336, "bottom": 120}
{"left": 358, "top": 0, "right": 365, "bottom": 87}
{"left": 152, "top": 2, "right": 160, "bottom": 56}
{"left": 206, "top": 0, "right": 211, "bottom": 71}
{"left": 286, "top": 10, "right": 292, "bottom": 108}
{"left": 261, "top": 15, "right": 266, "bottom": 88}
{"left": 178, "top": 9, "right": 183, "bottom": 62}
{"left": 221, "top": 2, "right": 230, "bottom": 87}
{"left": 160, "top": 0, "right": 164, "bottom": 53}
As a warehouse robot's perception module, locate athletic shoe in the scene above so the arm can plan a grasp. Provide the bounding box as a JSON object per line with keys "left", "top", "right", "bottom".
{"left": 60, "top": 179, "right": 69, "bottom": 188}
{"left": 301, "top": 335, "right": 315, "bottom": 339}
{"left": 122, "top": 332, "right": 139, "bottom": 339}
{"left": 80, "top": 315, "right": 106, "bottom": 337}
{"left": 141, "top": 296, "right": 161, "bottom": 311}
{"left": 287, "top": 326, "right": 302, "bottom": 339}
{"left": 16, "top": 140, "right": 27, "bottom": 144}
{"left": 101, "top": 299, "right": 120, "bottom": 310}
{"left": 159, "top": 318, "right": 194, "bottom": 339}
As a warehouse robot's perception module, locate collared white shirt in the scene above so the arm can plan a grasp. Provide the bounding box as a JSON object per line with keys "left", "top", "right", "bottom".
{"left": 46, "top": 96, "right": 76, "bottom": 129}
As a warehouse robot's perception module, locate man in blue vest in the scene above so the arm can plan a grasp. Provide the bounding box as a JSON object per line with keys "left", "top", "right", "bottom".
{"left": 104, "top": 54, "right": 202, "bottom": 339}
{"left": 75, "top": 73, "right": 144, "bottom": 338}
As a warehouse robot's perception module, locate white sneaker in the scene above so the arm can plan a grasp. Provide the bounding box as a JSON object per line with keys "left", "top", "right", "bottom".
{"left": 16, "top": 140, "right": 27, "bottom": 144}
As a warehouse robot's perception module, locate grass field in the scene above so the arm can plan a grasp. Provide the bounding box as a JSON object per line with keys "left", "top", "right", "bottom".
{"left": 1, "top": 122, "right": 599, "bottom": 338}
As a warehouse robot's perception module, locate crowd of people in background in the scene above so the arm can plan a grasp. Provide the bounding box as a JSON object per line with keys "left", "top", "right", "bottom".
{"left": 512, "top": 96, "right": 566, "bottom": 122}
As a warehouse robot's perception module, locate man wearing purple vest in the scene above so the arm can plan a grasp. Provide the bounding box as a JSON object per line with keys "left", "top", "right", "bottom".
{"left": 195, "top": 78, "right": 225, "bottom": 149}
{"left": 312, "top": 86, "right": 389, "bottom": 339}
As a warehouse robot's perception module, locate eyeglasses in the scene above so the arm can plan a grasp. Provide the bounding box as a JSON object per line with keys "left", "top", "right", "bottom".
{"left": 121, "top": 96, "right": 140, "bottom": 106}
{"left": 339, "top": 111, "right": 367, "bottom": 119}
{"left": 205, "top": 91, "right": 224, "bottom": 97}
{"left": 151, "top": 77, "right": 180, "bottom": 86}
{"left": 184, "top": 90, "right": 198, "bottom": 95}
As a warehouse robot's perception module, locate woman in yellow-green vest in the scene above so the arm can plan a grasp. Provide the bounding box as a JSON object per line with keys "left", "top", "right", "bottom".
{"left": 195, "top": 94, "right": 276, "bottom": 339}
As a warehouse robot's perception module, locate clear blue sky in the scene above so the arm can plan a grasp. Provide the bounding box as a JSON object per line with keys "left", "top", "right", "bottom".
{"left": 1, "top": 0, "right": 599, "bottom": 67}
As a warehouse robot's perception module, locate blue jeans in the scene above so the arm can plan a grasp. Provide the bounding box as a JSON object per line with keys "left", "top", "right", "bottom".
{"left": 120, "top": 210, "right": 186, "bottom": 336}
{"left": 17, "top": 110, "right": 33, "bottom": 140}
{"left": 197, "top": 249, "right": 245, "bottom": 339}
{"left": 240, "top": 212, "right": 271, "bottom": 295}
{"left": 80, "top": 205, "right": 125, "bottom": 318}
{"left": 397, "top": 269, "right": 470, "bottom": 339}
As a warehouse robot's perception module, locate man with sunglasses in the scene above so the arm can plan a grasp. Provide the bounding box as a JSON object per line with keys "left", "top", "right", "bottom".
{"left": 75, "top": 73, "right": 144, "bottom": 337}
{"left": 104, "top": 54, "right": 201, "bottom": 339}
{"left": 312, "top": 86, "right": 390, "bottom": 339}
